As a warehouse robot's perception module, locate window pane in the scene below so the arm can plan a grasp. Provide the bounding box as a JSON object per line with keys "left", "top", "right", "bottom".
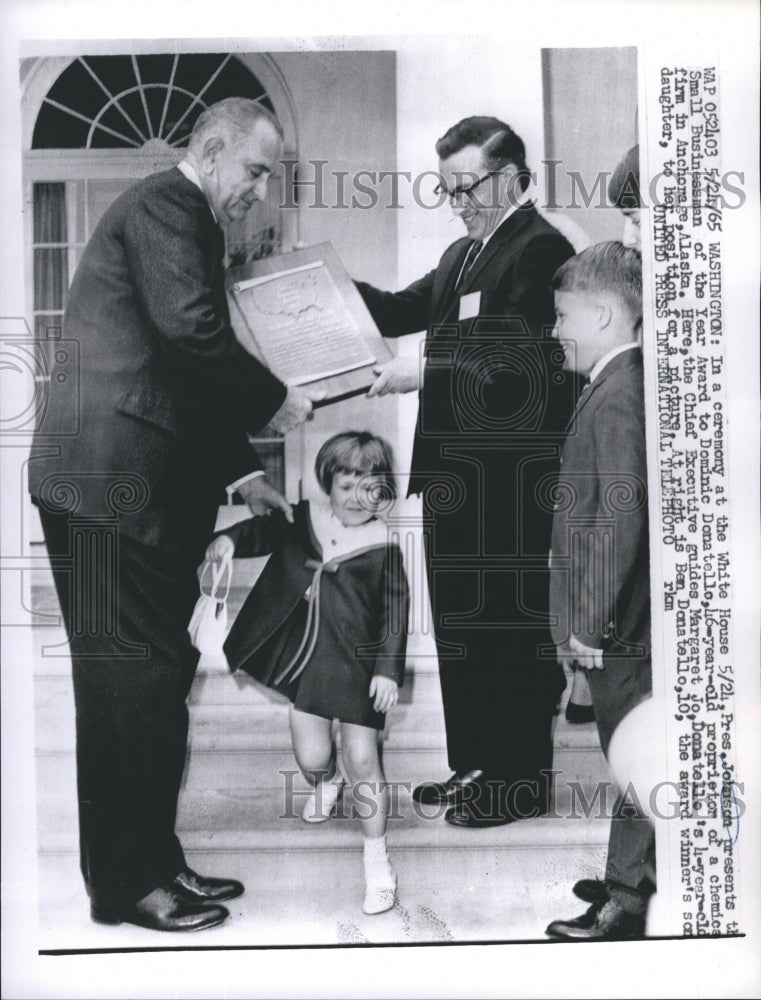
{"left": 33, "top": 250, "right": 68, "bottom": 311}
{"left": 33, "top": 182, "right": 67, "bottom": 243}
{"left": 65, "top": 181, "right": 87, "bottom": 245}
{"left": 86, "top": 180, "right": 132, "bottom": 236}
{"left": 89, "top": 98, "right": 146, "bottom": 148}
{"left": 47, "top": 58, "right": 120, "bottom": 120}
{"left": 32, "top": 102, "right": 89, "bottom": 149}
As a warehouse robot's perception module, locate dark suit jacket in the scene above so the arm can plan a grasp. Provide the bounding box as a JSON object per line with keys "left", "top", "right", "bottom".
{"left": 221, "top": 502, "right": 409, "bottom": 687}
{"left": 29, "top": 167, "right": 287, "bottom": 555}
{"left": 357, "top": 203, "right": 576, "bottom": 500}
{"left": 357, "top": 207, "right": 576, "bottom": 662}
{"left": 550, "top": 348, "right": 651, "bottom": 658}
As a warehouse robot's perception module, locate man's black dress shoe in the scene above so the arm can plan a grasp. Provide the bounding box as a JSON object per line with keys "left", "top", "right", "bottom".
{"left": 565, "top": 701, "right": 596, "bottom": 724}
{"left": 444, "top": 805, "right": 514, "bottom": 828}
{"left": 172, "top": 867, "right": 244, "bottom": 902}
{"left": 545, "top": 899, "right": 645, "bottom": 940}
{"left": 91, "top": 885, "right": 229, "bottom": 932}
{"left": 573, "top": 878, "right": 608, "bottom": 904}
{"left": 412, "top": 770, "right": 484, "bottom": 806}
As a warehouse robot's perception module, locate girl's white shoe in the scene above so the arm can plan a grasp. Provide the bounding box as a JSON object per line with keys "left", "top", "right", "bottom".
{"left": 301, "top": 770, "right": 345, "bottom": 824}
{"left": 362, "top": 836, "right": 397, "bottom": 914}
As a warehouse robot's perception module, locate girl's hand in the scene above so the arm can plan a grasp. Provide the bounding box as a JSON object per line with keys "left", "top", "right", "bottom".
{"left": 205, "top": 534, "right": 235, "bottom": 564}
{"left": 369, "top": 676, "right": 399, "bottom": 713}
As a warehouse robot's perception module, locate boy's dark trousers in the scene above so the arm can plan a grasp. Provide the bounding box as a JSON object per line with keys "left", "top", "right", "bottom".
{"left": 587, "top": 653, "right": 655, "bottom": 915}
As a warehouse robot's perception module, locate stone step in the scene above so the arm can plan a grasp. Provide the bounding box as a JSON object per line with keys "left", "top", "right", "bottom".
{"left": 30, "top": 564, "right": 614, "bottom": 953}
{"left": 36, "top": 696, "right": 609, "bottom": 804}
{"left": 34, "top": 690, "right": 602, "bottom": 752}
{"left": 37, "top": 779, "right": 612, "bottom": 856}
{"left": 32, "top": 634, "right": 443, "bottom": 707}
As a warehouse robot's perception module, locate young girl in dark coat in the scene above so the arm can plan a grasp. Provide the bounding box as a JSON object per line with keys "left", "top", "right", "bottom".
{"left": 204, "top": 431, "right": 409, "bottom": 914}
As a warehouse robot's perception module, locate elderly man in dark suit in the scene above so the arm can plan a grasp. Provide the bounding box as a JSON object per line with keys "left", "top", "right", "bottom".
{"left": 28, "top": 98, "right": 321, "bottom": 932}
{"left": 545, "top": 241, "right": 653, "bottom": 940}
{"left": 360, "top": 116, "right": 576, "bottom": 827}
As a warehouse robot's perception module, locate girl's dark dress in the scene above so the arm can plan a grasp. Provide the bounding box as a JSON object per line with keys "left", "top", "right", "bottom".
{"left": 221, "top": 501, "right": 409, "bottom": 730}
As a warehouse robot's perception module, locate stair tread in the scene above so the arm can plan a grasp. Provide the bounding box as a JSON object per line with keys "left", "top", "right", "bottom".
{"left": 36, "top": 841, "right": 610, "bottom": 950}
{"left": 38, "top": 783, "right": 611, "bottom": 853}
{"left": 34, "top": 698, "right": 602, "bottom": 754}
{"left": 30, "top": 626, "right": 442, "bottom": 676}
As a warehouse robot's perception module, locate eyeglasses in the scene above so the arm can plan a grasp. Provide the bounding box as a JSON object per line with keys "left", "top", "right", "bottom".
{"left": 433, "top": 169, "right": 503, "bottom": 203}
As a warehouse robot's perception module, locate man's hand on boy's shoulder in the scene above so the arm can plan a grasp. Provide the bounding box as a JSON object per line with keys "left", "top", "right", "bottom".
{"left": 237, "top": 477, "right": 294, "bottom": 523}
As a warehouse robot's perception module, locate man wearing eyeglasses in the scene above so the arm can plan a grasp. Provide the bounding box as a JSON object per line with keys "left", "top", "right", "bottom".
{"left": 359, "top": 116, "right": 576, "bottom": 828}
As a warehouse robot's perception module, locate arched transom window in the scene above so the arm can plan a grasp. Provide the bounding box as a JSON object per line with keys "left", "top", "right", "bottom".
{"left": 32, "top": 53, "right": 275, "bottom": 150}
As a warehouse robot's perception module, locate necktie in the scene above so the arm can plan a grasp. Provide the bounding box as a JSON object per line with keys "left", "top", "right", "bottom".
{"left": 455, "top": 239, "right": 483, "bottom": 291}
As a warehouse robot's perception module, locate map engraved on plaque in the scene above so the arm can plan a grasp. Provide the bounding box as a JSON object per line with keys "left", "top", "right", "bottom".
{"left": 233, "top": 261, "right": 376, "bottom": 386}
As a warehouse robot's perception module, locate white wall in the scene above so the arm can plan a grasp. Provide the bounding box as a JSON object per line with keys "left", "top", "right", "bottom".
{"left": 388, "top": 37, "right": 545, "bottom": 479}
{"left": 271, "top": 50, "right": 398, "bottom": 290}
{"left": 543, "top": 46, "right": 638, "bottom": 244}
{"left": 394, "top": 36, "right": 545, "bottom": 286}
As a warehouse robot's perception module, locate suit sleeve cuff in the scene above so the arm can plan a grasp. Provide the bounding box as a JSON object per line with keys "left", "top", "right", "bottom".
{"left": 227, "top": 469, "right": 266, "bottom": 494}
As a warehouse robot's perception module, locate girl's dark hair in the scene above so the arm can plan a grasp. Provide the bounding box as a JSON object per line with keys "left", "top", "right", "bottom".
{"left": 314, "top": 431, "right": 397, "bottom": 503}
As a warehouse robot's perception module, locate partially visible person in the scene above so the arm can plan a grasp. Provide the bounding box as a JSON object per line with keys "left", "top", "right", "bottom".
{"left": 28, "top": 97, "right": 322, "bottom": 932}
{"left": 610, "top": 143, "right": 642, "bottom": 249}
{"left": 359, "top": 116, "right": 577, "bottom": 828}
{"left": 564, "top": 142, "right": 642, "bottom": 728}
{"left": 207, "top": 432, "right": 409, "bottom": 915}
{"left": 545, "top": 242, "right": 654, "bottom": 940}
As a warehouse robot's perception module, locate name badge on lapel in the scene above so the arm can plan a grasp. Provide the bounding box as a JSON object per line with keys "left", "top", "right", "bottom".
{"left": 459, "top": 291, "right": 481, "bottom": 320}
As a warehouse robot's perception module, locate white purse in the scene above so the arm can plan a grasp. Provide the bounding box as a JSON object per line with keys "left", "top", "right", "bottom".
{"left": 187, "top": 554, "right": 233, "bottom": 657}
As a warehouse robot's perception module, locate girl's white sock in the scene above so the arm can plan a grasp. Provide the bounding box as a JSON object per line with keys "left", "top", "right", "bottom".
{"left": 362, "top": 835, "right": 396, "bottom": 914}
{"left": 301, "top": 767, "right": 344, "bottom": 824}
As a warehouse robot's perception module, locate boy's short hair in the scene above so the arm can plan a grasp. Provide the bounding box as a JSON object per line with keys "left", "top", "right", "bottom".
{"left": 552, "top": 241, "right": 642, "bottom": 327}
{"left": 314, "top": 431, "right": 397, "bottom": 502}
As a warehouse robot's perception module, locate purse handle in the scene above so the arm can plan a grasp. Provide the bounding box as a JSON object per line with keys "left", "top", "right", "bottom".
{"left": 198, "top": 553, "right": 233, "bottom": 603}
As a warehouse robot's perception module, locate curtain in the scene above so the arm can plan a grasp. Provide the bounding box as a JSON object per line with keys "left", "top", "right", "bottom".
{"left": 33, "top": 182, "right": 68, "bottom": 334}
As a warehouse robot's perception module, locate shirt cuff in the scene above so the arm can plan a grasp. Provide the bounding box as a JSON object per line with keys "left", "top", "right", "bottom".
{"left": 227, "top": 469, "right": 266, "bottom": 494}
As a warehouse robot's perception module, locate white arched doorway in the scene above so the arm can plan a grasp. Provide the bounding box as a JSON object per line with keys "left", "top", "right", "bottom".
{"left": 21, "top": 52, "right": 301, "bottom": 539}
{"left": 22, "top": 52, "right": 299, "bottom": 341}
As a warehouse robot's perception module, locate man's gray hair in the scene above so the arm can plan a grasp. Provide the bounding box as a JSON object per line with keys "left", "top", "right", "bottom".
{"left": 189, "top": 97, "right": 284, "bottom": 153}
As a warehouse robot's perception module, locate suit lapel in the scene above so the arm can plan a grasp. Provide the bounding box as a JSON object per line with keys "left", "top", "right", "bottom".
{"left": 566, "top": 380, "right": 598, "bottom": 430}
{"left": 566, "top": 348, "right": 643, "bottom": 430}
{"left": 460, "top": 204, "right": 538, "bottom": 294}
{"left": 433, "top": 204, "right": 541, "bottom": 324}
{"left": 432, "top": 240, "right": 471, "bottom": 322}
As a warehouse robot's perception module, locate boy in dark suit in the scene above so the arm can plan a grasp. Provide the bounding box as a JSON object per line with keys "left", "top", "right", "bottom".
{"left": 545, "top": 242, "right": 654, "bottom": 940}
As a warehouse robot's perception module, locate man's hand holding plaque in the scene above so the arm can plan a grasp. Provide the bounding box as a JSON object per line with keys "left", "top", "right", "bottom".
{"left": 367, "top": 356, "right": 422, "bottom": 397}
{"left": 269, "top": 384, "right": 327, "bottom": 434}
{"left": 227, "top": 243, "right": 391, "bottom": 403}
